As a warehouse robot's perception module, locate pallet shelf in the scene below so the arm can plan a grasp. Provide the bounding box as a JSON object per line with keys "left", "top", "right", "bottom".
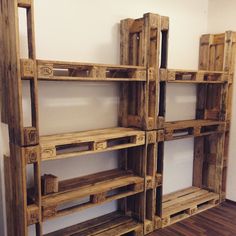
{"left": 162, "top": 187, "right": 219, "bottom": 227}
{"left": 39, "top": 169, "right": 144, "bottom": 220}
{"left": 21, "top": 59, "right": 147, "bottom": 82}
{"left": 44, "top": 211, "right": 143, "bottom": 236}
{"left": 40, "top": 127, "right": 145, "bottom": 161}
{"left": 1, "top": 0, "right": 235, "bottom": 235}
{"left": 164, "top": 119, "right": 225, "bottom": 141}
{"left": 160, "top": 69, "right": 230, "bottom": 83}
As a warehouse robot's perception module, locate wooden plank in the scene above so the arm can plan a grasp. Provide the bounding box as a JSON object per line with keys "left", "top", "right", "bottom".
{"left": 4, "top": 156, "right": 14, "bottom": 236}
{"left": 35, "top": 60, "right": 146, "bottom": 81}
{"left": 41, "top": 169, "right": 144, "bottom": 220}
{"left": 40, "top": 127, "right": 145, "bottom": 160}
{"left": 193, "top": 137, "right": 205, "bottom": 188}
{"left": 44, "top": 212, "right": 142, "bottom": 236}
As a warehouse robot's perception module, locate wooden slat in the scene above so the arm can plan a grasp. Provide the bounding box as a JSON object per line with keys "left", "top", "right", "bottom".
{"left": 44, "top": 212, "right": 142, "bottom": 236}
{"left": 4, "top": 156, "right": 14, "bottom": 236}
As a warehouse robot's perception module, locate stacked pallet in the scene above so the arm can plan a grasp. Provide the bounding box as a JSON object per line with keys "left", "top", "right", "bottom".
{"left": 1, "top": 0, "right": 236, "bottom": 235}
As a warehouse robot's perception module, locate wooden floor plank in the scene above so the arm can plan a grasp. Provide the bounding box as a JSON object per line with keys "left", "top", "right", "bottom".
{"left": 151, "top": 202, "right": 236, "bottom": 236}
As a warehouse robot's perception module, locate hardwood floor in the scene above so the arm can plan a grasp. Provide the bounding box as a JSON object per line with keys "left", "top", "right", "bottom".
{"left": 150, "top": 202, "right": 236, "bottom": 236}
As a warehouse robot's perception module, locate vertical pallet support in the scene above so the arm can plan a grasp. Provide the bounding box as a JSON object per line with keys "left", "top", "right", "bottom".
{"left": 144, "top": 131, "right": 157, "bottom": 234}
{"left": 195, "top": 31, "right": 236, "bottom": 201}
{"left": 1, "top": 0, "right": 42, "bottom": 235}
{"left": 119, "top": 13, "right": 168, "bottom": 130}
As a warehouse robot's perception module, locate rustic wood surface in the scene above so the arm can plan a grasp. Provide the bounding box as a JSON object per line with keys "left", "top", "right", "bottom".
{"left": 151, "top": 201, "right": 236, "bottom": 236}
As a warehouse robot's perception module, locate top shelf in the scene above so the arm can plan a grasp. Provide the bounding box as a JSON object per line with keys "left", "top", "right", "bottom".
{"left": 21, "top": 59, "right": 147, "bottom": 82}
{"left": 160, "top": 69, "right": 230, "bottom": 84}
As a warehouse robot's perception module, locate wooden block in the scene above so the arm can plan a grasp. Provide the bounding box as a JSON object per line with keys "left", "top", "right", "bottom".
{"left": 194, "top": 126, "right": 201, "bottom": 136}
{"left": 37, "top": 63, "right": 53, "bottom": 79}
{"left": 18, "top": 0, "right": 31, "bottom": 8}
{"left": 162, "top": 217, "right": 170, "bottom": 227}
{"left": 154, "top": 216, "right": 162, "bottom": 229}
{"left": 196, "top": 72, "right": 204, "bottom": 81}
{"left": 146, "top": 131, "right": 157, "bottom": 144}
{"left": 156, "top": 130, "right": 164, "bottom": 143}
{"left": 90, "top": 192, "right": 106, "bottom": 203}
{"left": 132, "top": 182, "right": 144, "bottom": 192}
{"left": 27, "top": 205, "right": 39, "bottom": 225}
{"left": 20, "top": 59, "right": 35, "bottom": 78}
{"left": 148, "top": 68, "right": 156, "bottom": 81}
{"left": 132, "top": 133, "right": 145, "bottom": 145}
{"left": 23, "top": 145, "right": 40, "bottom": 164}
{"left": 186, "top": 206, "right": 198, "bottom": 215}
{"left": 41, "top": 174, "right": 59, "bottom": 195}
{"left": 93, "top": 141, "right": 107, "bottom": 151}
{"left": 157, "top": 116, "right": 165, "bottom": 129}
{"left": 155, "top": 174, "right": 162, "bottom": 187}
{"left": 159, "top": 69, "right": 167, "bottom": 81}
{"left": 43, "top": 206, "right": 57, "bottom": 219}
{"left": 41, "top": 145, "right": 56, "bottom": 160}
{"left": 144, "top": 220, "right": 154, "bottom": 234}
{"left": 161, "top": 16, "right": 169, "bottom": 31}
{"left": 24, "top": 127, "right": 39, "bottom": 146}
{"left": 132, "top": 69, "right": 146, "bottom": 80}
{"left": 89, "top": 66, "right": 106, "bottom": 78}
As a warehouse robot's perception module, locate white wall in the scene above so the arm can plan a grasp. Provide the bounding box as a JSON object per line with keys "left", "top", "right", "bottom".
{"left": 0, "top": 0, "right": 209, "bottom": 235}
{"left": 208, "top": 0, "right": 236, "bottom": 202}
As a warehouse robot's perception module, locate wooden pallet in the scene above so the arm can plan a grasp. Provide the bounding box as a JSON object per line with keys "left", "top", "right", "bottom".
{"left": 40, "top": 169, "right": 144, "bottom": 220}
{"left": 119, "top": 13, "right": 169, "bottom": 131}
{"left": 199, "top": 32, "right": 236, "bottom": 73}
{"left": 160, "top": 69, "right": 229, "bottom": 83}
{"left": 44, "top": 211, "right": 143, "bottom": 236}
{"left": 164, "top": 119, "right": 226, "bottom": 141}
{"left": 40, "top": 127, "right": 145, "bottom": 161}
{"left": 20, "top": 59, "right": 147, "bottom": 81}
{"left": 162, "top": 187, "right": 219, "bottom": 227}
{"left": 198, "top": 32, "right": 236, "bottom": 200}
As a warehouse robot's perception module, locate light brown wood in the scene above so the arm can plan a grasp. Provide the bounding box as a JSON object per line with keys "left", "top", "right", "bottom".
{"left": 34, "top": 59, "right": 146, "bottom": 81}
{"left": 44, "top": 211, "right": 143, "bottom": 236}
{"left": 41, "top": 169, "right": 144, "bottom": 220}
{"left": 40, "top": 127, "right": 145, "bottom": 160}
{"left": 162, "top": 187, "right": 219, "bottom": 227}
{"left": 160, "top": 69, "right": 228, "bottom": 83}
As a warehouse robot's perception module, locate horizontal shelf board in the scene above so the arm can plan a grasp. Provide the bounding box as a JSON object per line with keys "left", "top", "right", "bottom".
{"left": 42, "top": 169, "right": 143, "bottom": 206}
{"left": 164, "top": 119, "right": 225, "bottom": 141}
{"left": 160, "top": 68, "right": 228, "bottom": 83}
{"left": 44, "top": 211, "right": 142, "bottom": 236}
{"left": 41, "top": 169, "right": 144, "bottom": 220}
{"left": 35, "top": 59, "right": 146, "bottom": 82}
{"left": 166, "top": 80, "right": 226, "bottom": 84}
{"left": 162, "top": 187, "right": 219, "bottom": 227}
{"left": 40, "top": 127, "right": 145, "bottom": 161}
{"left": 164, "top": 119, "right": 225, "bottom": 129}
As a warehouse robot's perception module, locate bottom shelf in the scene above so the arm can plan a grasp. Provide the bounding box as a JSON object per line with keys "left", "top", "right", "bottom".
{"left": 44, "top": 211, "right": 143, "bottom": 236}
{"left": 162, "top": 186, "right": 219, "bottom": 227}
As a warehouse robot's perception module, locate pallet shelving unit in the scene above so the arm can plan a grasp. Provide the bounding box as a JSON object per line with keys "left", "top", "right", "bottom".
{"left": 152, "top": 31, "right": 236, "bottom": 228}
{"left": 1, "top": 0, "right": 235, "bottom": 236}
